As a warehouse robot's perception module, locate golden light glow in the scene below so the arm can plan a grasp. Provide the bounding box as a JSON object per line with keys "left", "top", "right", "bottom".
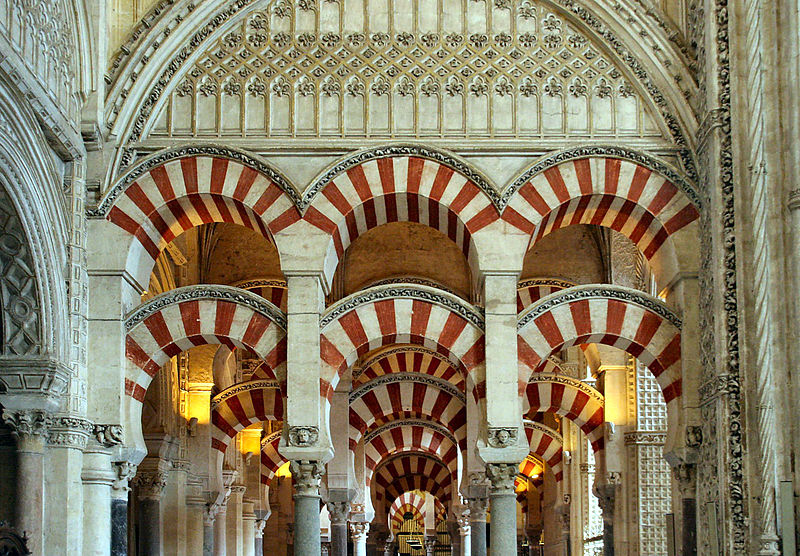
{"left": 275, "top": 461, "right": 292, "bottom": 478}
{"left": 238, "top": 427, "right": 262, "bottom": 455}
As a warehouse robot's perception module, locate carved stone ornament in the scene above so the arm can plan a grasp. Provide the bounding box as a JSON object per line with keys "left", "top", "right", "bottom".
{"left": 287, "top": 426, "right": 319, "bottom": 447}
{"left": 487, "top": 427, "right": 517, "bottom": 449}
{"left": 594, "top": 482, "right": 618, "bottom": 523}
{"left": 671, "top": 462, "right": 697, "bottom": 498}
{"left": 349, "top": 521, "right": 369, "bottom": 540}
{"left": 686, "top": 425, "right": 703, "bottom": 448}
{"left": 112, "top": 462, "right": 138, "bottom": 493}
{"left": 94, "top": 424, "right": 124, "bottom": 447}
{"left": 485, "top": 463, "right": 517, "bottom": 493}
{"left": 466, "top": 497, "right": 488, "bottom": 521}
{"left": 2, "top": 409, "right": 50, "bottom": 448}
{"left": 326, "top": 500, "right": 350, "bottom": 524}
{"left": 133, "top": 470, "right": 169, "bottom": 500}
{"left": 46, "top": 416, "right": 93, "bottom": 449}
{"left": 290, "top": 460, "right": 325, "bottom": 496}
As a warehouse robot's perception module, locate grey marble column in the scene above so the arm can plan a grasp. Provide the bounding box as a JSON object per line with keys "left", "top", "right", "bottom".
{"left": 596, "top": 482, "right": 618, "bottom": 556}
{"left": 327, "top": 500, "right": 350, "bottom": 556}
{"left": 2, "top": 409, "right": 50, "bottom": 555}
{"left": 291, "top": 461, "right": 325, "bottom": 556}
{"left": 111, "top": 462, "right": 136, "bottom": 556}
{"left": 467, "top": 497, "right": 488, "bottom": 556}
{"left": 202, "top": 506, "right": 217, "bottom": 556}
{"left": 350, "top": 521, "right": 369, "bottom": 556}
{"left": 487, "top": 463, "right": 518, "bottom": 556}
{"left": 134, "top": 470, "right": 167, "bottom": 556}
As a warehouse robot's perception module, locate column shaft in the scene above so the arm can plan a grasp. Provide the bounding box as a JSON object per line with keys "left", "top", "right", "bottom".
{"left": 111, "top": 498, "right": 128, "bottom": 556}
{"left": 490, "top": 492, "right": 517, "bottom": 556}
{"left": 138, "top": 498, "right": 161, "bottom": 555}
{"left": 350, "top": 522, "right": 369, "bottom": 556}
{"left": 682, "top": 498, "right": 697, "bottom": 555}
{"left": 294, "top": 493, "right": 321, "bottom": 555}
{"left": 214, "top": 509, "right": 227, "bottom": 556}
{"left": 82, "top": 447, "right": 115, "bottom": 556}
{"left": 330, "top": 522, "right": 348, "bottom": 556}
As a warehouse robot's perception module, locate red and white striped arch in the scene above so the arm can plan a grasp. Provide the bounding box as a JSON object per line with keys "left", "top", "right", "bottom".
{"left": 523, "top": 421, "right": 564, "bottom": 482}
{"left": 260, "top": 430, "right": 287, "bottom": 486}
{"left": 320, "top": 287, "right": 485, "bottom": 400}
{"left": 365, "top": 422, "right": 461, "bottom": 486}
{"left": 517, "top": 278, "right": 576, "bottom": 313}
{"left": 124, "top": 287, "right": 287, "bottom": 402}
{"left": 517, "top": 286, "right": 682, "bottom": 406}
{"left": 524, "top": 374, "right": 605, "bottom": 452}
{"left": 349, "top": 377, "right": 466, "bottom": 448}
{"left": 389, "top": 491, "right": 426, "bottom": 533}
{"left": 233, "top": 278, "right": 288, "bottom": 312}
{"left": 354, "top": 346, "right": 465, "bottom": 391}
{"left": 373, "top": 454, "right": 454, "bottom": 507}
{"left": 503, "top": 157, "right": 699, "bottom": 278}
{"left": 304, "top": 154, "right": 499, "bottom": 280}
{"left": 100, "top": 153, "right": 299, "bottom": 286}
{"left": 210, "top": 381, "right": 283, "bottom": 453}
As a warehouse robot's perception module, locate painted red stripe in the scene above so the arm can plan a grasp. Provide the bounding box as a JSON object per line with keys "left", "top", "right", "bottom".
{"left": 657, "top": 334, "right": 682, "bottom": 371}
{"left": 233, "top": 166, "right": 258, "bottom": 201}
{"left": 347, "top": 165, "right": 373, "bottom": 201}
{"left": 628, "top": 209, "right": 656, "bottom": 245}
{"left": 544, "top": 167, "right": 570, "bottom": 203}
{"left": 574, "top": 159, "right": 593, "bottom": 195}
{"left": 339, "top": 311, "right": 369, "bottom": 352}
{"left": 627, "top": 165, "right": 651, "bottom": 202}
{"left": 606, "top": 299, "right": 627, "bottom": 335}
{"left": 533, "top": 312, "right": 565, "bottom": 350}
{"left": 322, "top": 183, "right": 353, "bottom": 215}
{"left": 450, "top": 182, "right": 479, "bottom": 213}
{"left": 633, "top": 311, "right": 662, "bottom": 348}
{"left": 438, "top": 313, "right": 467, "bottom": 350}
{"left": 588, "top": 195, "right": 616, "bottom": 226}
{"left": 568, "top": 196, "right": 593, "bottom": 227}
{"left": 214, "top": 301, "right": 237, "bottom": 336}
{"left": 242, "top": 314, "right": 270, "bottom": 348}
{"left": 181, "top": 157, "right": 198, "bottom": 194}
{"left": 604, "top": 159, "right": 621, "bottom": 194}
{"left": 143, "top": 312, "right": 172, "bottom": 347}
{"left": 374, "top": 299, "right": 396, "bottom": 336}
{"left": 179, "top": 300, "right": 201, "bottom": 337}
{"left": 270, "top": 207, "right": 302, "bottom": 233}
{"left": 501, "top": 205, "right": 535, "bottom": 234}
{"left": 465, "top": 205, "right": 499, "bottom": 232}
{"left": 377, "top": 158, "right": 395, "bottom": 193}
{"left": 210, "top": 158, "right": 229, "bottom": 194}
{"left": 124, "top": 181, "right": 158, "bottom": 215}
{"left": 410, "top": 300, "right": 432, "bottom": 337}
{"left": 569, "top": 299, "right": 592, "bottom": 337}
{"left": 519, "top": 183, "right": 551, "bottom": 217}
{"left": 150, "top": 165, "right": 176, "bottom": 202}
{"left": 303, "top": 206, "right": 338, "bottom": 234}
{"left": 664, "top": 204, "right": 699, "bottom": 233}
{"left": 646, "top": 180, "right": 678, "bottom": 215}
{"left": 407, "top": 158, "right": 425, "bottom": 193}
{"left": 429, "top": 165, "right": 454, "bottom": 201}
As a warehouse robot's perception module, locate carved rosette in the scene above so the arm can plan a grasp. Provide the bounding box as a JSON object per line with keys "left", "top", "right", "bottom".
{"left": 2, "top": 409, "right": 51, "bottom": 451}
{"left": 485, "top": 463, "right": 517, "bottom": 494}
{"left": 133, "top": 470, "right": 169, "bottom": 501}
{"left": 290, "top": 461, "right": 325, "bottom": 496}
{"left": 288, "top": 426, "right": 319, "bottom": 447}
{"left": 486, "top": 427, "right": 517, "bottom": 448}
{"left": 349, "top": 521, "right": 369, "bottom": 541}
{"left": 326, "top": 500, "right": 350, "bottom": 524}
{"left": 47, "top": 416, "right": 93, "bottom": 449}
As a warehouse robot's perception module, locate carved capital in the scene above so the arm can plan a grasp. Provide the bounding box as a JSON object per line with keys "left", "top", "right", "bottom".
{"left": 486, "top": 462, "right": 517, "bottom": 493}
{"left": 288, "top": 426, "right": 319, "bottom": 447}
{"left": 349, "top": 521, "right": 369, "bottom": 541}
{"left": 203, "top": 503, "right": 220, "bottom": 525}
{"left": 671, "top": 462, "right": 697, "bottom": 498}
{"left": 594, "top": 481, "right": 618, "bottom": 523}
{"left": 93, "top": 424, "right": 124, "bottom": 447}
{"left": 326, "top": 500, "right": 350, "bottom": 524}
{"left": 254, "top": 518, "right": 267, "bottom": 538}
{"left": 2, "top": 409, "right": 50, "bottom": 450}
{"left": 47, "top": 416, "right": 93, "bottom": 449}
{"left": 290, "top": 460, "right": 325, "bottom": 496}
{"left": 686, "top": 426, "right": 703, "bottom": 448}
{"left": 133, "top": 470, "right": 169, "bottom": 500}
{"left": 789, "top": 189, "right": 800, "bottom": 211}
{"left": 466, "top": 496, "right": 488, "bottom": 521}
{"left": 112, "top": 462, "right": 138, "bottom": 494}
{"left": 486, "top": 426, "right": 517, "bottom": 448}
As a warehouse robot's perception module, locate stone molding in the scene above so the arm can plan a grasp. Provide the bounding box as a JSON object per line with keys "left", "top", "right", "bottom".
{"left": 623, "top": 431, "right": 667, "bottom": 445}
{"left": 486, "top": 463, "right": 517, "bottom": 494}
{"left": 210, "top": 380, "right": 282, "bottom": 410}
{"left": 290, "top": 461, "right": 325, "bottom": 496}
{"left": 0, "top": 358, "right": 69, "bottom": 412}
{"left": 46, "top": 416, "right": 93, "bottom": 449}
{"left": 125, "top": 284, "right": 287, "bottom": 331}
{"left": 349, "top": 372, "right": 464, "bottom": 404}
{"left": 363, "top": 418, "right": 456, "bottom": 446}
{"left": 260, "top": 429, "right": 282, "bottom": 449}
{"left": 353, "top": 345, "right": 452, "bottom": 381}
{"left": 232, "top": 278, "right": 288, "bottom": 291}
{"left": 527, "top": 373, "right": 604, "bottom": 404}
{"left": 523, "top": 420, "right": 564, "bottom": 445}
{"left": 518, "top": 284, "right": 681, "bottom": 330}
{"left": 322, "top": 283, "right": 484, "bottom": 331}
{"left": 517, "top": 278, "right": 577, "bottom": 291}
{"left": 133, "top": 470, "right": 169, "bottom": 500}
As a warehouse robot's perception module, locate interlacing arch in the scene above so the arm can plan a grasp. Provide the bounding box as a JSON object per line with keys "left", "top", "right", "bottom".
{"left": 349, "top": 373, "right": 466, "bottom": 448}
{"left": 319, "top": 284, "right": 485, "bottom": 401}
{"left": 90, "top": 147, "right": 300, "bottom": 286}
{"left": 524, "top": 420, "right": 565, "bottom": 482}
{"left": 524, "top": 374, "right": 605, "bottom": 452}
{"left": 502, "top": 151, "right": 700, "bottom": 286}
{"left": 364, "top": 419, "right": 461, "bottom": 486}
{"left": 303, "top": 147, "right": 500, "bottom": 281}
{"left": 517, "top": 284, "right": 682, "bottom": 408}
{"left": 260, "top": 430, "right": 287, "bottom": 486}
{"left": 353, "top": 345, "right": 465, "bottom": 391}
{"left": 124, "top": 285, "right": 287, "bottom": 402}
{"left": 372, "top": 453, "right": 454, "bottom": 508}
{"left": 210, "top": 381, "right": 283, "bottom": 453}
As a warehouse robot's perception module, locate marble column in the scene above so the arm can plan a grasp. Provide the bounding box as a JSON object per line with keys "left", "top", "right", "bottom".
{"left": 226, "top": 485, "right": 246, "bottom": 556}
{"left": 467, "top": 497, "right": 488, "bottom": 556}
{"left": 327, "top": 500, "right": 350, "bottom": 556}
{"left": 350, "top": 521, "right": 369, "bottom": 556}
{"left": 185, "top": 491, "right": 207, "bottom": 556}
{"left": 596, "top": 481, "right": 618, "bottom": 556}
{"left": 458, "top": 514, "right": 471, "bottom": 556}
{"left": 81, "top": 439, "right": 116, "bottom": 556}
{"left": 134, "top": 469, "right": 168, "bottom": 556}
{"left": 2, "top": 409, "right": 50, "bottom": 554}
{"left": 487, "top": 463, "right": 518, "bottom": 556}
{"left": 290, "top": 461, "right": 324, "bottom": 556}
{"left": 242, "top": 499, "right": 256, "bottom": 556}
{"left": 253, "top": 519, "right": 266, "bottom": 556}
{"left": 203, "top": 505, "right": 219, "bottom": 556}
{"left": 673, "top": 463, "right": 697, "bottom": 556}
{"left": 214, "top": 505, "right": 228, "bottom": 556}
{"left": 111, "top": 462, "right": 136, "bottom": 556}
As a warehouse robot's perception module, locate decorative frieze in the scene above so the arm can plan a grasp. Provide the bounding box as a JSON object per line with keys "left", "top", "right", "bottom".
{"left": 47, "top": 416, "right": 93, "bottom": 449}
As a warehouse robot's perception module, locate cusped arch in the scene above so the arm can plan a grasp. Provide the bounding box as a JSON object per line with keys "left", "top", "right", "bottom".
{"left": 320, "top": 284, "right": 485, "bottom": 400}
{"left": 124, "top": 285, "right": 287, "bottom": 402}
{"left": 303, "top": 147, "right": 500, "bottom": 281}
{"left": 503, "top": 151, "right": 700, "bottom": 287}
{"left": 210, "top": 380, "right": 284, "bottom": 453}
{"left": 523, "top": 420, "right": 564, "bottom": 482}
{"left": 518, "top": 285, "right": 682, "bottom": 406}
{"left": 91, "top": 147, "right": 301, "bottom": 287}
{"left": 524, "top": 374, "right": 605, "bottom": 452}
{"left": 260, "top": 430, "right": 288, "bottom": 486}
{"left": 349, "top": 373, "right": 466, "bottom": 447}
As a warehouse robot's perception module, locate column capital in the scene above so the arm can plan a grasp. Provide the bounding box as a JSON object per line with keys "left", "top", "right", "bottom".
{"left": 594, "top": 478, "right": 619, "bottom": 524}
{"left": 466, "top": 496, "right": 488, "bottom": 521}
{"left": 93, "top": 424, "right": 125, "bottom": 448}
{"left": 133, "top": 469, "right": 169, "bottom": 500}
{"left": 2, "top": 409, "right": 51, "bottom": 451}
{"left": 290, "top": 460, "right": 325, "bottom": 496}
{"left": 670, "top": 461, "right": 697, "bottom": 498}
{"left": 485, "top": 462, "right": 517, "bottom": 494}
{"left": 112, "top": 461, "right": 138, "bottom": 495}
{"left": 349, "top": 521, "right": 370, "bottom": 541}
{"left": 326, "top": 500, "right": 350, "bottom": 525}
{"left": 254, "top": 518, "right": 267, "bottom": 538}
{"left": 46, "top": 415, "right": 93, "bottom": 450}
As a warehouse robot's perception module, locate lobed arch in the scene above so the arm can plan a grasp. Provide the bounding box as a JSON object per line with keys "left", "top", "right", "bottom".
{"left": 319, "top": 284, "right": 485, "bottom": 401}
{"left": 260, "top": 430, "right": 288, "bottom": 486}
{"left": 353, "top": 345, "right": 466, "bottom": 391}
{"left": 349, "top": 373, "right": 466, "bottom": 448}
{"left": 502, "top": 150, "right": 700, "bottom": 288}
{"left": 89, "top": 146, "right": 300, "bottom": 288}
{"left": 372, "top": 453, "right": 454, "bottom": 508}
{"left": 364, "top": 419, "right": 462, "bottom": 487}
{"left": 124, "top": 285, "right": 287, "bottom": 403}
{"left": 523, "top": 420, "right": 565, "bottom": 482}
{"left": 210, "top": 380, "right": 283, "bottom": 453}
{"left": 523, "top": 374, "right": 605, "bottom": 453}
{"left": 302, "top": 146, "right": 500, "bottom": 283}
{"left": 517, "top": 285, "right": 682, "bottom": 413}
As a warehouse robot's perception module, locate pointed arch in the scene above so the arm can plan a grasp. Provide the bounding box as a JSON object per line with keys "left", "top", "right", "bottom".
{"left": 124, "top": 285, "right": 287, "bottom": 402}
{"left": 302, "top": 147, "right": 500, "bottom": 281}
{"left": 210, "top": 380, "right": 283, "bottom": 453}
{"left": 523, "top": 420, "right": 565, "bottom": 482}
{"left": 260, "top": 430, "right": 288, "bottom": 486}
{"left": 523, "top": 374, "right": 605, "bottom": 452}
{"left": 91, "top": 147, "right": 301, "bottom": 287}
